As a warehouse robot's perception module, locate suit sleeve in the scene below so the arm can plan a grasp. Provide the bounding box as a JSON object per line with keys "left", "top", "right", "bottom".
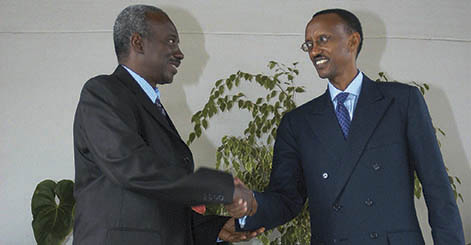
{"left": 74, "top": 78, "right": 234, "bottom": 205}
{"left": 191, "top": 212, "right": 230, "bottom": 245}
{"left": 239, "top": 115, "right": 307, "bottom": 231}
{"left": 406, "top": 87, "right": 465, "bottom": 244}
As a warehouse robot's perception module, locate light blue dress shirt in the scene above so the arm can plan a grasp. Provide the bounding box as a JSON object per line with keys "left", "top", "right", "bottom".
{"left": 328, "top": 71, "right": 363, "bottom": 120}
{"left": 122, "top": 65, "right": 161, "bottom": 103}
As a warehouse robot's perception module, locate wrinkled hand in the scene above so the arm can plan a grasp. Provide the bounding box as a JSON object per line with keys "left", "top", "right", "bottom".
{"left": 225, "top": 178, "right": 258, "bottom": 218}
{"left": 218, "top": 217, "right": 265, "bottom": 243}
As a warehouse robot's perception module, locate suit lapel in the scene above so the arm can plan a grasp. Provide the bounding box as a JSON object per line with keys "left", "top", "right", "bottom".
{"left": 305, "top": 91, "right": 349, "bottom": 163}
{"left": 112, "top": 66, "right": 182, "bottom": 140}
{"left": 332, "top": 77, "right": 393, "bottom": 202}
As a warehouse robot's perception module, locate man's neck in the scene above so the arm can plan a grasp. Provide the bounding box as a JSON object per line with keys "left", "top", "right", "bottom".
{"left": 120, "top": 62, "right": 156, "bottom": 88}
{"left": 328, "top": 66, "right": 358, "bottom": 91}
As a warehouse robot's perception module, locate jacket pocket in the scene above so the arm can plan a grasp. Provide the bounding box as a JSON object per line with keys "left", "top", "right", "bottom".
{"left": 106, "top": 228, "right": 161, "bottom": 245}
{"left": 387, "top": 231, "right": 424, "bottom": 245}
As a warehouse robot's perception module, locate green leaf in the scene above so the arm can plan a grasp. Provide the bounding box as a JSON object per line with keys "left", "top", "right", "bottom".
{"left": 223, "top": 157, "right": 230, "bottom": 168}
{"left": 191, "top": 111, "right": 202, "bottom": 123}
{"left": 438, "top": 128, "right": 446, "bottom": 136}
{"left": 295, "top": 87, "right": 305, "bottom": 93}
{"left": 32, "top": 179, "right": 75, "bottom": 245}
{"left": 238, "top": 100, "right": 244, "bottom": 108}
{"left": 233, "top": 160, "right": 240, "bottom": 172}
{"left": 202, "top": 119, "right": 208, "bottom": 129}
{"left": 235, "top": 77, "right": 241, "bottom": 86}
{"left": 279, "top": 92, "right": 286, "bottom": 101}
{"left": 215, "top": 79, "right": 223, "bottom": 87}
{"left": 188, "top": 132, "right": 196, "bottom": 144}
{"left": 227, "top": 101, "right": 233, "bottom": 110}
{"left": 195, "top": 125, "right": 202, "bottom": 137}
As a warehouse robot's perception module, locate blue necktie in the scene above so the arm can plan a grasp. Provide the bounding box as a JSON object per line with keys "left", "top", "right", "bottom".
{"left": 335, "top": 92, "right": 351, "bottom": 139}
{"left": 155, "top": 97, "right": 166, "bottom": 116}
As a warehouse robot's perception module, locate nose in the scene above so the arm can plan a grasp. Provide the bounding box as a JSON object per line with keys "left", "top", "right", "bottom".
{"left": 174, "top": 46, "right": 184, "bottom": 60}
{"left": 309, "top": 44, "right": 321, "bottom": 58}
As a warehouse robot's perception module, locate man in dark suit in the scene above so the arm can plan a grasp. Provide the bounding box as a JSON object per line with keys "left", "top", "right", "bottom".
{"left": 73, "top": 5, "right": 262, "bottom": 245}
{"left": 230, "top": 8, "right": 465, "bottom": 244}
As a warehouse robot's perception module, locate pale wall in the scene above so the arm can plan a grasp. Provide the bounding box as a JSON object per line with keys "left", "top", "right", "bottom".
{"left": 0, "top": 0, "right": 470, "bottom": 244}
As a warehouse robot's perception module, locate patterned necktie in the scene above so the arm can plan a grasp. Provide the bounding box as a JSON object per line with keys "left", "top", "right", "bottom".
{"left": 335, "top": 92, "right": 351, "bottom": 139}
{"left": 155, "top": 97, "right": 166, "bottom": 116}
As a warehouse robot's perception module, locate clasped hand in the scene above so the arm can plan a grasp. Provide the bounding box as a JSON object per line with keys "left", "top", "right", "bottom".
{"left": 218, "top": 178, "right": 263, "bottom": 243}
{"left": 226, "top": 178, "right": 258, "bottom": 218}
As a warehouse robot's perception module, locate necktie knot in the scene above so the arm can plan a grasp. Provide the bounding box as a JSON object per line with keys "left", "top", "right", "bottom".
{"left": 335, "top": 92, "right": 349, "bottom": 104}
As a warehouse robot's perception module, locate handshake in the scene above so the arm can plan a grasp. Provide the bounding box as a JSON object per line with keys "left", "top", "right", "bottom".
{"left": 217, "top": 177, "right": 265, "bottom": 242}
{"left": 227, "top": 178, "right": 258, "bottom": 218}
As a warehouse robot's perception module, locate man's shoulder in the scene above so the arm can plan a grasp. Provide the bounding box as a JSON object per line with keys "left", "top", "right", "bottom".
{"left": 81, "top": 67, "right": 130, "bottom": 93}
{"left": 287, "top": 92, "right": 326, "bottom": 117}
{"left": 78, "top": 69, "right": 133, "bottom": 105}
{"left": 366, "top": 75, "right": 414, "bottom": 94}
{"left": 83, "top": 73, "right": 117, "bottom": 90}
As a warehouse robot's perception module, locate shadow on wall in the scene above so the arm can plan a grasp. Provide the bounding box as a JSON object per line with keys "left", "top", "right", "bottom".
{"left": 427, "top": 85, "right": 471, "bottom": 239}
{"left": 159, "top": 5, "right": 217, "bottom": 168}
{"left": 355, "top": 10, "right": 387, "bottom": 78}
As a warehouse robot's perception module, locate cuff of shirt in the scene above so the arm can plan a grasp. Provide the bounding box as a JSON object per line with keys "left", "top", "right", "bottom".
{"left": 239, "top": 216, "right": 248, "bottom": 229}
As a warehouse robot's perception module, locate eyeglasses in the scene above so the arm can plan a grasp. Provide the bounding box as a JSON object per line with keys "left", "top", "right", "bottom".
{"left": 300, "top": 41, "right": 313, "bottom": 52}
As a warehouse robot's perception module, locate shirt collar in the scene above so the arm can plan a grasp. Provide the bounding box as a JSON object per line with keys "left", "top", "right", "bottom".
{"left": 328, "top": 71, "right": 363, "bottom": 101}
{"left": 122, "top": 65, "right": 160, "bottom": 103}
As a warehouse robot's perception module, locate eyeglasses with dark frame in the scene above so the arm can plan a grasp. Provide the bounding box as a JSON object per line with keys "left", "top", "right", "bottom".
{"left": 300, "top": 41, "right": 313, "bottom": 52}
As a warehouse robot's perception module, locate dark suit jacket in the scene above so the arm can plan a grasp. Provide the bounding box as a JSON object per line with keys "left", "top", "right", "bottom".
{"left": 241, "top": 76, "right": 464, "bottom": 244}
{"left": 73, "top": 65, "right": 233, "bottom": 245}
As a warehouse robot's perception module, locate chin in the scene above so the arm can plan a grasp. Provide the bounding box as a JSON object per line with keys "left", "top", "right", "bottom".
{"left": 159, "top": 76, "right": 174, "bottom": 85}
{"left": 315, "top": 70, "right": 329, "bottom": 79}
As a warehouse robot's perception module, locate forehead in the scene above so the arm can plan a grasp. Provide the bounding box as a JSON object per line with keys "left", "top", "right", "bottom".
{"left": 305, "top": 13, "right": 347, "bottom": 37}
{"left": 146, "top": 12, "right": 178, "bottom": 37}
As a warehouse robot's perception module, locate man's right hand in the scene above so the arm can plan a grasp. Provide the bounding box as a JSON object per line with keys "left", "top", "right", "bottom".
{"left": 225, "top": 178, "right": 257, "bottom": 218}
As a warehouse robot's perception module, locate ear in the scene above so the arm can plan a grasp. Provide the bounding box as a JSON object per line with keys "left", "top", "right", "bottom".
{"left": 130, "top": 33, "right": 145, "bottom": 54}
{"left": 348, "top": 32, "right": 361, "bottom": 55}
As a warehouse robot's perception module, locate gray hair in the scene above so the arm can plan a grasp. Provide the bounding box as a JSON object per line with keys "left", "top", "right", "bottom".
{"left": 113, "top": 5, "right": 165, "bottom": 62}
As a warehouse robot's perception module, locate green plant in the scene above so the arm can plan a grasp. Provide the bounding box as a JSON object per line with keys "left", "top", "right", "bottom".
{"left": 188, "top": 61, "right": 309, "bottom": 244}
{"left": 376, "top": 72, "right": 463, "bottom": 202}
{"left": 31, "top": 179, "right": 75, "bottom": 245}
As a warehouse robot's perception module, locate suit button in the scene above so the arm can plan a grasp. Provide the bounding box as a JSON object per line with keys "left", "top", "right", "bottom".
{"left": 365, "top": 198, "right": 374, "bottom": 206}
{"left": 322, "top": 172, "right": 329, "bottom": 179}
{"left": 369, "top": 232, "right": 378, "bottom": 239}
{"left": 332, "top": 238, "right": 337, "bottom": 243}
{"left": 332, "top": 203, "right": 342, "bottom": 212}
{"left": 372, "top": 163, "right": 381, "bottom": 171}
